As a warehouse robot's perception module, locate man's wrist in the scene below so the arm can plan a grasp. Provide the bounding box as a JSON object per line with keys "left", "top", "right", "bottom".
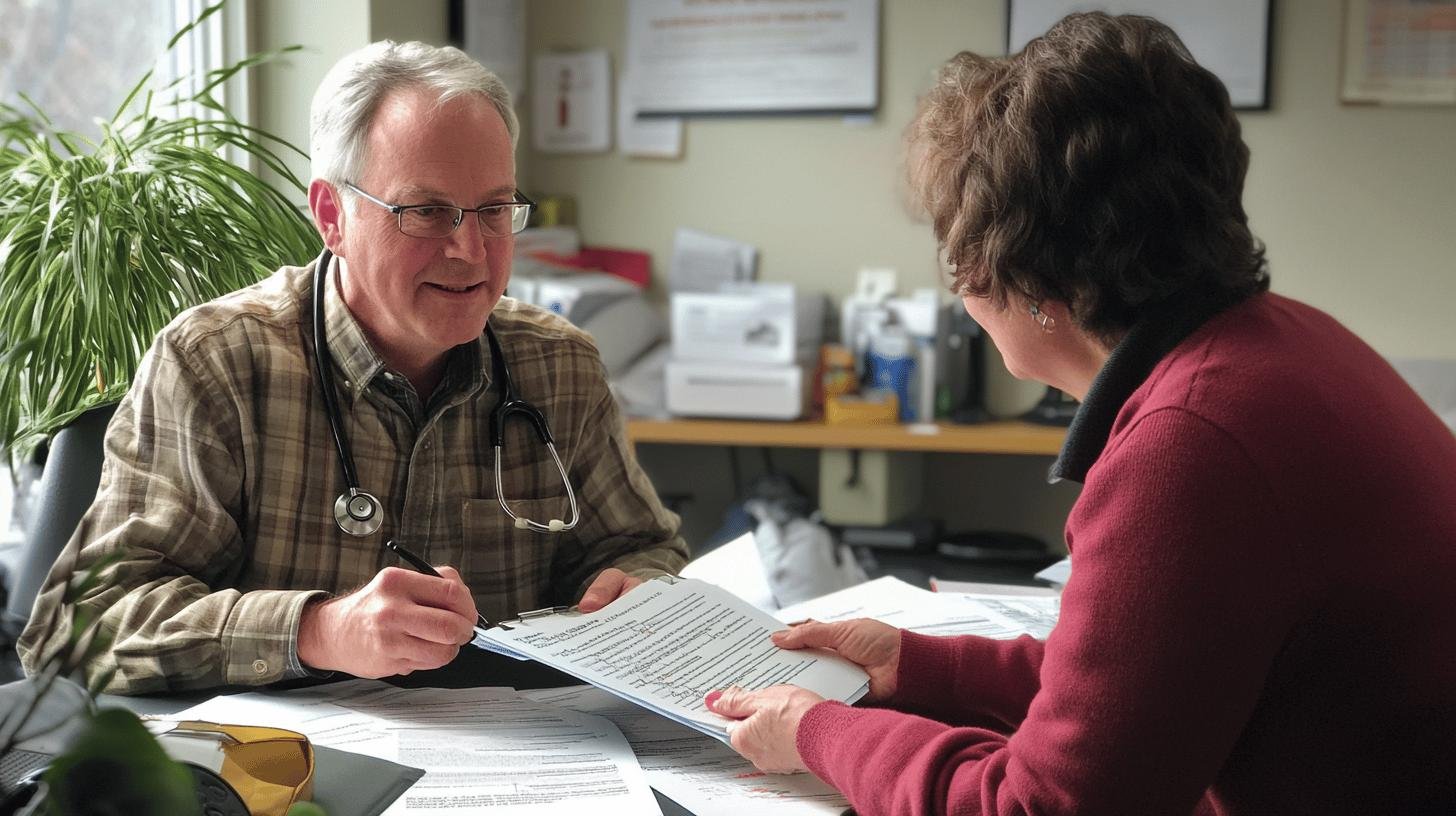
{"left": 296, "top": 595, "right": 336, "bottom": 671}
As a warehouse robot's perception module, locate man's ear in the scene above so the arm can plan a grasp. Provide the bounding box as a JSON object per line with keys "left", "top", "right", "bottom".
{"left": 308, "top": 179, "right": 347, "bottom": 254}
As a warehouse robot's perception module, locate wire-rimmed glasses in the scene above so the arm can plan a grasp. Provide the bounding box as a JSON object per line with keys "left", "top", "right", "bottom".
{"left": 344, "top": 182, "right": 534, "bottom": 238}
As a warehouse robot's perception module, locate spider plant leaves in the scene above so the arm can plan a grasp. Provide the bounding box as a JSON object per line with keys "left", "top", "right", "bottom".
{"left": 0, "top": 44, "right": 321, "bottom": 458}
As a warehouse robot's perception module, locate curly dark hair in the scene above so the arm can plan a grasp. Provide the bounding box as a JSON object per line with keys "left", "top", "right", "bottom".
{"left": 907, "top": 12, "right": 1269, "bottom": 342}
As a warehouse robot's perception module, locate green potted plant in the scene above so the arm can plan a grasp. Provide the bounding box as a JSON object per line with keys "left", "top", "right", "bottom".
{"left": 0, "top": 7, "right": 319, "bottom": 460}
{"left": 1, "top": 5, "right": 325, "bottom": 812}
{"left": 0, "top": 3, "right": 321, "bottom": 626}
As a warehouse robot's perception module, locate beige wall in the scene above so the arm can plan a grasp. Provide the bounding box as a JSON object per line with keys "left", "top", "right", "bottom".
{"left": 525, "top": 0, "right": 1456, "bottom": 364}
{"left": 248, "top": 0, "right": 1456, "bottom": 361}
{"left": 248, "top": 0, "right": 450, "bottom": 195}
{"left": 1241, "top": 5, "right": 1456, "bottom": 358}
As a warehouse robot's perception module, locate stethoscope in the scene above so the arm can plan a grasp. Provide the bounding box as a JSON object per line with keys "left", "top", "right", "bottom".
{"left": 312, "top": 249, "right": 580, "bottom": 537}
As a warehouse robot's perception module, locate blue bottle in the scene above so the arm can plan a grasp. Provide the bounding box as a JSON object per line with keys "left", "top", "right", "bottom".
{"left": 866, "top": 326, "right": 917, "bottom": 422}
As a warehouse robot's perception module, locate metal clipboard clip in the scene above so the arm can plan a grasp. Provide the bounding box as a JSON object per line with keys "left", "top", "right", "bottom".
{"left": 495, "top": 575, "right": 683, "bottom": 630}
{"left": 496, "top": 605, "right": 572, "bottom": 631}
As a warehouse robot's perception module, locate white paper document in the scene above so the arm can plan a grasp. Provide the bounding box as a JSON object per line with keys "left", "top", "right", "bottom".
{"left": 626, "top": 0, "right": 880, "bottom": 114}
{"left": 775, "top": 576, "right": 1061, "bottom": 640}
{"left": 680, "top": 531, "right": 778, "bottom": 610}
{"left": 461, "top": 0, "right": 526, "bottom": 100}
{"left": 618, "top": 71, "right": 683, "bottom": 158}
{"left": 533, "top": 50, "right": 612, "bottom": 154}
{"left": 668, "top": 227, "right": 757, "bottom": 293}
{"left": 1035, "top": 556, "right": 1072, "bottom": 586}
{"left": 175, "top": 681, "right": 661, "bottom": 816}
{"left": 473, "top": 578, "right": 870, "bottom": 742}
{"left": 524, "top": 685, "right": 849, "bottom": 816}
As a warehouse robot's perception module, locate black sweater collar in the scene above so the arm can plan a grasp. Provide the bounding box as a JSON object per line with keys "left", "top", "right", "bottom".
{"left": 1049, "top": 292, "right": 1243, "bottom": 484}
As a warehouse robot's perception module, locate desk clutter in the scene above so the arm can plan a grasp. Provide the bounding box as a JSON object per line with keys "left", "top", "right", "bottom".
{"left": 137, "top": 576, "right": 1058, "bottom": 816}
{"left": 663, "top": 265, "right": 995, "bottom": 425}
{"left": 508, "top": 221, "right": 1033, "bottom": 427}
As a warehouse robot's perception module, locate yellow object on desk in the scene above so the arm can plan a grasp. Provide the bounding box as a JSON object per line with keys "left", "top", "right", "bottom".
{"left": 150, "top": 720, "right": 315, "bottom": 816}
{"left": 825, "top": 391, "right": 900, "bottom": 425}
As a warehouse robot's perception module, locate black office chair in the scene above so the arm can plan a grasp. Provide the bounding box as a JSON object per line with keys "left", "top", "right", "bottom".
{"left": 1, "top": 404, "right": 115, "bottom": 682}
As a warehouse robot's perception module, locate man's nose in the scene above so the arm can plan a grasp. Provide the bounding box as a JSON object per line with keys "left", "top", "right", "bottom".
{"left": 443, "top": 213, "right": 489, "bottom": 264}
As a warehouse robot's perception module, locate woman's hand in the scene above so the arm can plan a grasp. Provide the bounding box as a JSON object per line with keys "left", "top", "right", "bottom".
{"left": 772, "top": 618, "right": 902, "bottom": 701}
{"left": 706, "top": 685, "right": 824, "bottom": 773}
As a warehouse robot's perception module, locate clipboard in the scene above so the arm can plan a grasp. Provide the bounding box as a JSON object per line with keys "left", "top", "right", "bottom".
{"left": 468, "top": 577, "right": 870, "bottom": 743}
{"left": 484, "top": 575, "right": 683, "bottom": 632}
{"left": 472, "top": 576, "right": 683, "bottom": 660}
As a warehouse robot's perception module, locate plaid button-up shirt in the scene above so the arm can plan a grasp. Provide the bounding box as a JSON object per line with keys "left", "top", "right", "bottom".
{"left": 19, "top": 262, "right": 687, "bottom": 694}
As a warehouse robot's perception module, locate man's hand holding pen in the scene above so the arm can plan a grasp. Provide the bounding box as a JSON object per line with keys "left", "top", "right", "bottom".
{"left": 297, "top": 565, "right": 479, "bottom": 677}
{"left": 296, "top": 538, "right": 650, "bottom": 677}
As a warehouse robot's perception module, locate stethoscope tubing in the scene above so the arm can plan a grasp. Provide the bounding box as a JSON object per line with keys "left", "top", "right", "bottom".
{"left": 312, "top": 249, "right": 579, "bottom": 538}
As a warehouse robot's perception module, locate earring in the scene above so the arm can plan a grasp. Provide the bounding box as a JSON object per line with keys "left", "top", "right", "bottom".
{"left": 1029, "top": 304, "right": 1056, "bottom": 333}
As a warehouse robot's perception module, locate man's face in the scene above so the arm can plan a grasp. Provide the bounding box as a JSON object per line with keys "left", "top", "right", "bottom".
{"left": 317, "top": 87, "right": 515, "bottom": 373}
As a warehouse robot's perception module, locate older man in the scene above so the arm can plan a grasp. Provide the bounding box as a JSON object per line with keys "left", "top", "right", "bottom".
{"left": 20, "top": 41, "right": 687, "bottom": 693}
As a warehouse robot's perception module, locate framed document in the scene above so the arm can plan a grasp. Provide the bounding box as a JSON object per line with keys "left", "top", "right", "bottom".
{"left": 1342, "top": 0, "right": 1456, "bottom": 106}
{"left": 1007, "top": 0, "right": 1274, "bottom": 110}
{"left": 626, "top": 0, "right": 880, "bottom": 116}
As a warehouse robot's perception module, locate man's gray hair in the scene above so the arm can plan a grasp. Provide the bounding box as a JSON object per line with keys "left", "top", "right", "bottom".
{"left": 309, "top": 40, "right": 518, "bottom": 189}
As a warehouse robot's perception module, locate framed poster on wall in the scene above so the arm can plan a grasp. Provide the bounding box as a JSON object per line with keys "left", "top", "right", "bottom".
{"left": 626, "top": 0, "right": 880, "bottom": 116}
{"left": 1342, "top": 0, "right": 1456, "bottom": 106}
{"left": 1007, "top": 0, "right": 1274, "bottom": 110}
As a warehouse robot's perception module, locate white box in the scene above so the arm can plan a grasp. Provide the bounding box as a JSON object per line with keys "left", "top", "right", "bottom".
{"left": 665, "top": 361, "right": 807, "bottom": 420}
{"left": 671, "top": 284, "right": 824, "bottom": 366}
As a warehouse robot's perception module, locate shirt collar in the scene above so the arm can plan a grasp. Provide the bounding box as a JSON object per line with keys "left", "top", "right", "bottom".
{"left": 320, "top": 255, "right": 491, "bottom": 408}
{"left": 1048, "top": 290, "right": 1246, "bottom": 484}
{"left": 321, "top": 256, "right": 383, "bottom": 405}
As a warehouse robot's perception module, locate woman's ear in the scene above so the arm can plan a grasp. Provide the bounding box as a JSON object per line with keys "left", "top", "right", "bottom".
{"left": 1031, "top": 299, "right": 1075, "bottom": 333}
{"left": 308, "top": 180, "right": 347, "bottom": 254}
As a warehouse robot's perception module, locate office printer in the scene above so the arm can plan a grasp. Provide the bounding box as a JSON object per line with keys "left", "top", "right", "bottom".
{"left": 664, "top": 284, "right": 826, "bottom": 420}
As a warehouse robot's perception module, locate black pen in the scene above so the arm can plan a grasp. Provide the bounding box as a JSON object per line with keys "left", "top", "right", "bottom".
{"left": 384, "top": 539, "right": 493, "bottom": 631}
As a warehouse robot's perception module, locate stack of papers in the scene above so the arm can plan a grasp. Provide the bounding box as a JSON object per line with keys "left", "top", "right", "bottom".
{"left": 176, "top": 681, "right": 659, "bottom": 815}
{"left": 179, "top": 679, "right": 850, "bottom": 816}
{"left": 775, "top": 576, "right": 1061, "bottom": 640}
{"left": 523, "top": 685, "right": 849, "bottom": 815}
{"left": 170, "top": 577, "right": 1060, "bottom": 815}
{"left": 472, "top": 578, "right": 870, "bottom": 742}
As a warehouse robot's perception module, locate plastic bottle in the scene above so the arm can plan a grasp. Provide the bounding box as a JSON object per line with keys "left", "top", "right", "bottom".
{"left": 866, "top": 325, "right": 916, "bottom": 422}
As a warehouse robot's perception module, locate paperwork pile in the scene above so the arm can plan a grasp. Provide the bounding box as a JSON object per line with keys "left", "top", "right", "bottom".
{"left": 177, "top": 682, "right": 659, "bottom": 816}
{"left": 180, "top": 679, "right": 850, "bottom": 816}
{"left": 523, "top": 685, "right": 849, "bottom": 815}
{"left": 774, "top": 576, "right": 1061, "bottom": 640}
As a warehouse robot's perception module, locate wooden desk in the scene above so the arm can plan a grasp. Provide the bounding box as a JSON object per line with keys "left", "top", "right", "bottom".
{"left": 626, "top": 418, "right": 1066, "bottom": 456}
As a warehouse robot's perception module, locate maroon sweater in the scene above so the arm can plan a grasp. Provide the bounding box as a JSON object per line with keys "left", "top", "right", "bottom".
{"left": 798, "top": 293, "right": 1456, "bottom": 815}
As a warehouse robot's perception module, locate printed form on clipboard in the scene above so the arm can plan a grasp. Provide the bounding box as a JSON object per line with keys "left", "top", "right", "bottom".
{"left": 471, "top": 577, "right": 870, "bottom": 743}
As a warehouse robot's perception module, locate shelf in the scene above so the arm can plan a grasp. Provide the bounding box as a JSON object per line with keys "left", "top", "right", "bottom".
{"left": 625, "top": 418, "right": 1066, "bottom": 456}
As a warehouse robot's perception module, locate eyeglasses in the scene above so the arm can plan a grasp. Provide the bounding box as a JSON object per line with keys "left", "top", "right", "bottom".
{"left": 344, "top": 182, "right": 534, "bottom": 238}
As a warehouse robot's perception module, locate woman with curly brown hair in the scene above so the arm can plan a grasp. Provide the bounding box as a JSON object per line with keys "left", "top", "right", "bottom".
{"left": 706, "top": 12, "right": 1456, "bottom": 815}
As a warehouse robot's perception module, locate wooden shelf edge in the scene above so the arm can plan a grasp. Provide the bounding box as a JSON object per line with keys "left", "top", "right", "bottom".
{"left": 625, "top": 418, "right": 1066, "bottom": 456}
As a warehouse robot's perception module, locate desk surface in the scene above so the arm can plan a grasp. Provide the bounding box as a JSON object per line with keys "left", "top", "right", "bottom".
{"left": 626, "top": 418, "right": 1067, "bottom": 455}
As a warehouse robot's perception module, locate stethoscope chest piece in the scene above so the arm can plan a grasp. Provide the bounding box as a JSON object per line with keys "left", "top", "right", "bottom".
{"left": 333, "top": 488, "right": 383, "bottom": 537}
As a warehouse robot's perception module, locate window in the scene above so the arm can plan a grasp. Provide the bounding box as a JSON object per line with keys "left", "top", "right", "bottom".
{"left": 0, "top": 0, "right": 241, "bottom": 138}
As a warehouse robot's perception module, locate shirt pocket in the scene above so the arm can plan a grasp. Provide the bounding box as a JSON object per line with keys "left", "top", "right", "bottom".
{"left": 459, "top": 496, "right": 566, "bottom": 624}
